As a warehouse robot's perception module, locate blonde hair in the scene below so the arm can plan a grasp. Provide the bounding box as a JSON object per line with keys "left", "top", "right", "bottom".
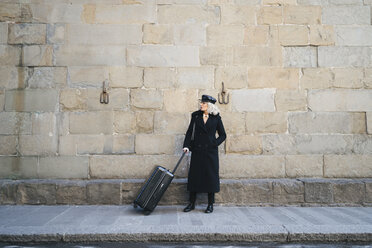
{"left": 207, "top": 102, "right": 220, "bottom": 115}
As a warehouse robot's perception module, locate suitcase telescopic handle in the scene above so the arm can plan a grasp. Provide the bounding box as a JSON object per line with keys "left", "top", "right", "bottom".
{"left": 171, "top": 151, "right": 186, "bottom": 174}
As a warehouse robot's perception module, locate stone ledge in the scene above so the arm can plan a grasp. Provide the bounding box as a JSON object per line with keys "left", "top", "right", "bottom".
{"left": 0, "top": 178, "right": 371, "bottom": 206}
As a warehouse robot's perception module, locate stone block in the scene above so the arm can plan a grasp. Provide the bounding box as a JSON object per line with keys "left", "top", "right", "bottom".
{"left": 143, "top": 24, "right": 173, "bottom": 44}
{"left": 8, "top": 23, "right": 46, "bottom": 45}
{"left": 113, "top": 111, "right": 136, "bottom": 134}
{"left": 18, "top": 135, "right": 57, "bottom": 156}
{"left": 0, "top": 157, "right": 38, "bottom": 179}
{"left": 47, "top": 23, "right": 65, "bottom": 44}
{"left": 59, "top": 89, "right": 88, "bottom": 111}
{"left": 275, "top": 90, "right": 307, "bottom": 111}
{"left": 0, "top": 136, "right": 17, "bottom": 155}
{"left": 333, "top": 180, "right": 365, "bottom": 204}
{"left": 234, "top": 46, "right": 281, "bottom": 66}
{"left": 135, "top": 111, "right": 154, "bottom": 134}
{"left": 309, "top": 25, "right": 335, "bottom": 46}
{"left": 220, "top": 155, "right": 285, "bottom": 178}
{"left": 154, "top": 112, "right": 189, "bottom": 135}
{"left": 135, "top": 134, "right": 174, "bottom": 155}
{"left": 200, "top": 46, "right": 233, "bottom": 66}
{"left": 108, "top": 66, "right": 143, "bottom": 88}
{"left": 300, "top": 68, "right": 333, "bottom": 89}
{"left": 54, "top": 45, "right": 126, "bottom": 66}
{"left": 207, "top": 25, "right": 244, "bottom": 46}
{"left": 368, "top": 112, "right": 372, "bottom": 134}
{"left": 248, "top": 68, "right": 299, "bottom": 89}
{"left": 22, "top": 45, "right": 52, "bottom": 66}
{"left": 121, "top": 181, "right": 142, "bottom": 204}
{"left": 365, "top": 179, "right": 372, "bottom": 203}
{"left": 283, "top": 46, "right": 317, "bottom": 68}
{"left": 31, "top": 112, "right": 56, "bottom": 135}
{"left": 68, "top": 24, "right": 142, "bottom": 45}
{"left": 176, "top": 67, "right": 214, "bottom": 89}
{"left": 246, "top": 112, "right": 287, "bottom": 134}
{"left": 38, "top": 157, "right": 89, "bottom": 179}
{"left": 56, "top": 181, "right": 87, "bottom": 205}
{"left": 87, "top": 181, "right": 121, "bottom": 204}
{"left": 244, "top": 25, "right": 270, "bottom": 45}
{"left": 69, "top": 66, "right": 108, "bottom": 87}
{"left": 127, "top": 45, "right": 199, "bottom": 67}
{"left": 27, "top": 67, "right": 67, "bottom": 89}
{"left": 0, "top": 90, "right": 4, "bottom": 110}
{"left": 29, "top": 4, "right": 83, "bottom": 23}
{"left": 221, "top": 112, "right": 245, "bottom": 134}
{"left": 131, "top": 89, "right": 162, "bottom": 110}
{"left": 158, "top": 5, "right": 220, "bottom": 24}
{"left": 163, "top": 89, "right": 198, "bottom": 113}
{"left": 226, "top": 135, "right": 262, "bottom": 155}
{"left": 0, "top": 45, "right": 21, "bottom": 66}
{"left": 278, "top": 25, "right": 308, "bottom": 46}
{"left": 69, "top": 112, "right": 113, "bottom": 134}
{"left": 174, "top": 24, "right": 206, "bottom": 46}
{"left": 285, "top": 155, "right": 323, "bottom": 178}
{"left": 215, "top": 66, "right": 247, "bottom": 89}
{"left": 0, "top": 112, "right": 32, "bottom": 135}
{"left": 257, "top": 6, "right": 282, "bottom": 25}
{"left": 95, "top": 3, "right": 156, "bottom": 24}
{"left": 324, "top": 155, "right": 372, "bottom": 178}
{"left": 303, "top": 179, "right": 333, "bottom": 204}
{"left": 144, "top": 68, "right": 176, "bottom": 88}
{"left": 289, "top": 112, "right": 366, "bottom": 134}
{"left": 333, "top": 68, "right": 364, "bottom": 89}
{"left": 365, "top": 68, "right": 372, "bottom": 89}
{"left": 231, "top": 89, "right": 276, "bottom": 112}
{"left": 0, "top": 181, "right": 17, "bottom": 204}
{"left": 284, "top": 6, "right": 321, "bottom": 24}
{"left": 322, "top": 6, "right": 370, "bottom": 24}
{"left": 0, "top": 3, "right": 20, "bottom": 22}
{"left": 273, "top": 180, "right": 305, "bottom": 204}
{"left": 220, "top": 5, "right": 255, "bottom": 25}
{"left": 17, "top": 182, "right": 57, "bottom": 204}
{"left": 335, "top": 26, "right": 372, "bottom": 46}
{"left": 161, "top": 181, "right": 189, "bottom": 205}
{"left": 5, "top": 89, "right": 58, "bottom": 112}
{"left": 318, "top": 47, "right": 372, "bottom": 67}
{"left": 113, "top": 135, "right": 135, "bottom": 154}
{"left": 308, "top": 89, "right": 372, "bottom": 111}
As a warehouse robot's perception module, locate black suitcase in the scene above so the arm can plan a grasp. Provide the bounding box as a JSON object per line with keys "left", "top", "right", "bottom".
{"left": 133, "top": 152, "right": 186, "bottom": 215}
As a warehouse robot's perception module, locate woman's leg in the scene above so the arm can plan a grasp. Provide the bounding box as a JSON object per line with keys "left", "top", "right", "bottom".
{"left": 205, "top": 193, "right": 214, "bottom": 213}
{"left": 184, "top": 192, "right": 196, "bottom": 212}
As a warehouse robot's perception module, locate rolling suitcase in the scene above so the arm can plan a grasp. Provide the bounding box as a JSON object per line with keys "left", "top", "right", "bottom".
{"left": 133, "top": 151, "right": 186, "bottom": 215}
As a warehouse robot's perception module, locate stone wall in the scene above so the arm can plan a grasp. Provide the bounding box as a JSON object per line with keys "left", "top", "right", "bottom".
{"left": 0, "top": 0, "right": 372, "bottom": 204}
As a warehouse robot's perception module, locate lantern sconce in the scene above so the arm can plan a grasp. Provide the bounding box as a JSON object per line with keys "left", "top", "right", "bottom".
{"left": 218, "top": 82, "right": 229, "bottom": 104}
{"left": 100, "top": 80, "right": 109, "bottom": 104}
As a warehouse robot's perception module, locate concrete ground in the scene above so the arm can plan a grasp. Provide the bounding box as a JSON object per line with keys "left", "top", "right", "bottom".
{"left": 0, "top": 205, "right": 371, "bottom": 244}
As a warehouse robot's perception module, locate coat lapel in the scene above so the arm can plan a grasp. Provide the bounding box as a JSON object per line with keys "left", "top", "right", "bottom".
{"left": 196, "top": 113, "right": 207, "bottom": 133}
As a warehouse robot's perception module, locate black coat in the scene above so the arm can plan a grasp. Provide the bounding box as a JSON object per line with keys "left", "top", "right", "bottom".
{"left": 183, "top": 110, "right": 226, "bottom": 193}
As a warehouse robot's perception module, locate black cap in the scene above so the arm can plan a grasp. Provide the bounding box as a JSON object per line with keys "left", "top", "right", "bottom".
{"left": 200, "top": 95, "right": 216, "bottom": 104}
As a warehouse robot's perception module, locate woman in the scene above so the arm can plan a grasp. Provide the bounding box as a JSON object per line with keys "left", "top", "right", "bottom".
{"left": 182, "top": 95, "right": 226, "bottom": 213}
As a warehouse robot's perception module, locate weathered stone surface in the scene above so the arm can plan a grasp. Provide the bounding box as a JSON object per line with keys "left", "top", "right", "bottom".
{"left": 136, "top": 111, "right": 154, "bottom": 133}
{"left": 333, "top": 180, "right": 365, "bottom": 204}
{"left": 309, "top": 25, "right": 335, "bottom": 46}
{"left": 365, "top": 68, "right": 372, "bottom": 89}
{"left": 113, "top": 111, "right": 136, "bottom": 134}
{"left": 143, "top": 24, "right": 173, "bottom": 45}
{"left": 300, "top": 68, "right": 333, "bottom": 89}
{"left": 333, "top": 68, "right": 364, "bottom": 89}
{"left": 5, "top": 89, "right": 57, "bottom": 112}
{"left": 368, "top": 112, "right": 372, "bottom": 134}
{"left": 0, "top": 181, "right": 17, "bottom": 204}
{"left": 244, "top": 25, "right": 269, "bottom": 45}
{"left": 18, "top": 135, "right": 57, "bottom": 156}
{"left": 279, "top": 25, "right": 308, "bottom": 46}
{"left": 0, "top": 157, "right": 38, "bottom": 179}
{"left": 285, "top": 155, "right": 323, "bottom": 178}
{"left": 200, "top": 46, "right": 233, "bottom": 66}
{"left": 0, "top": 22, "right": 7, "bottom": 44}
{"left": 231, "top": 89, "right": 276, "bottom": 112}
{"left": 0, "top": 136, "right": 17, "bottom": 155}
{"left": 0, "top": 3, "right": 20, "bottom": 22}
{"left": 308, "top": 89, "right": 372, "bottom": 111}
{"left": 176, "top": 67, "right": 214, "bottom": 89}
{"left": 144, "top": 68, "right": 176, "bottom": 89}
{"left": 112, "top": 135, "right": 135, "bottom": 154}
{"left": 68, "top": 66, "right": 108, "bottom": 87}
{"left": 38, "top": 157, "right": 89, "bottom": 179}
{"left": 234, "top": 46, "right": 281, "bottom": 66}
{"left": 121, "top": 181, "right": 142, "bottom": 204}
{"left": 207, "top": 25, "right": 244, "bottom": 46}
{"left": 322, "top": 6, "right": 370, "bottom": 25}
{"left": 22, "top": 45, "right": 52, "bottom": 66}
{"left": 29, "top": 4, "right": 83, "bottom": 23}
{"left": 248, "top": 68, "right": 299, "bottom": 89}
{"left": 264, "top": 0, "right": 297, "bottom": 4}
{"left": 8, "top": 23, "right": 46, "bottom": 45}
{"left": 0, "top": 45, "right": 21, "bottom": 66}
{"left": 0, "top": 112, "right": 32, "bottom": 135}
{"left": 174, "top": 24, "right": 206, "bottom": 45}
{"left": 87, "top": 181, "right": 121, "bottom": 205}
{"left": 284, "top": 6, "right": 321, "bottom": 24}
{"left": 365, "top": 179, "right": 372, "bottom": 203}
{"left": 221, "top": 5, "right": 255, "bottom": 25}
{"left": 154, "top": 112, "right": 189, "bottom": 135}
{"left": 47, "top": 23, "right": 65, "bottom": 44}
{"left": 283, "top": 46, "right": 317, "bottom": 68}
{"left": 324, "top": 155, "right": 372, "bottom": 178}
{"left": 17, "top": 181, "right": 56, "bottom": 204}
{"left": 257, "top": 6, "right": 282, "bottom": 25}
{"left": 303, "top": 179, "right": 333, "bottom": 204}
{"left": 220, "top": 155, "right": 285, "bottom": 178}
{"left": 31, "top": 112, "right": 56, "bottom": 135}
{"left": 127, "top": 45, "right": 199, "bottom": 67}
{"left": 289, "top": 112, "right": 366, "bottom": 134}
{"left": 163, "top": 89, "right": 198, "bottom": 113}
{"left": 215, "top": 66, "right": 247, "bottom": 89}
{"left": 222, "top": 112, "right": 245, "bottom": 134}
{"left": 160, "top": 181, "right": 189, "bottom": 205}
{"left": 131, "top": 89, "right": 162, "bottom": 110}
{"left": 318, "top": 46, "right": 372, "bottom": 67}
{"left": 69, "top": 112, "right": 113, "bottom": 135}
{"left": 246, "top": 112, "right": 287, "bottom": 134}
{"left": 275, "top": 90, "right": 307, "bottom": 111}
{"left": 54, "top": 45, "right": 126, "bottom": 66}
{"left": 226, "top": 135, "right": 262, "bottom": 155}
{"left": 0, "top": 90, "right": 3, "bottom": 110}
{"left": 273, "top": 179, "right": 304, "bottom": 204}
{"left": 27, "top": 67, "right": 67, "bottom": 89}
{"left": 135, "top": 134, "right": 174, "bottom": 155}
{"left": 0, "top": 66, "right": 27, "bottom": 89}
{"left": 335, "top": 26, "right": 372, "bottom": 46}
{"left": 56, "top": 181, "right": 87, "bottom": 205}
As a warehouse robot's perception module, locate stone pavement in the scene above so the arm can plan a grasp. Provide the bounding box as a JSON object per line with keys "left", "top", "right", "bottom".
{"left": 0, "top": 205, "right": 372, "bottom": 244}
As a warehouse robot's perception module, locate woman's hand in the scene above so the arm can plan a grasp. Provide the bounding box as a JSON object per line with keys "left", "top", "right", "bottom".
{"left": 183, "top": 147, "right": 189, "bottom": 153}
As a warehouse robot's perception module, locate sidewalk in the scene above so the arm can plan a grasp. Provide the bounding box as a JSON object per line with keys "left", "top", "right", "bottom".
{"left": 0, "top": 205, "right": 372, "bottom": 243}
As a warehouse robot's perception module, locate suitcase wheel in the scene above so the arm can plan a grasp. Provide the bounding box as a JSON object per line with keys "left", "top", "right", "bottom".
{"left": 144, "top": 210, "right": 152, "bottom": 216}
{"left": 133, "top": 203, "right": 138, "bottom": 209}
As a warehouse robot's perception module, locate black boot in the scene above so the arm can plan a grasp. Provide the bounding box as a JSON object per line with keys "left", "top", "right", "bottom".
{"left": 205, "top": 204, "right": 213, "bottom": 213}
{"left": 183, "top": 202, "right": 195, "bottom": 212}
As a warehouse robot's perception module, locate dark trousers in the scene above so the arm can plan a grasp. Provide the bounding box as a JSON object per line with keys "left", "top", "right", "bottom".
{"left": 189, "top": 192, "right": 214, "bottom": 204}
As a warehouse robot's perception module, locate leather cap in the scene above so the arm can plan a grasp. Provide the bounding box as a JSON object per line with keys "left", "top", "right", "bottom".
{"left": 200, "top": 95, "right": 216, "bottom": 104}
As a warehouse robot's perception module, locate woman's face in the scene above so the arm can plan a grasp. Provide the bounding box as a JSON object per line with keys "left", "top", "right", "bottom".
{"left": 200, "top": 101, "right": 208, "bottom": 112}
